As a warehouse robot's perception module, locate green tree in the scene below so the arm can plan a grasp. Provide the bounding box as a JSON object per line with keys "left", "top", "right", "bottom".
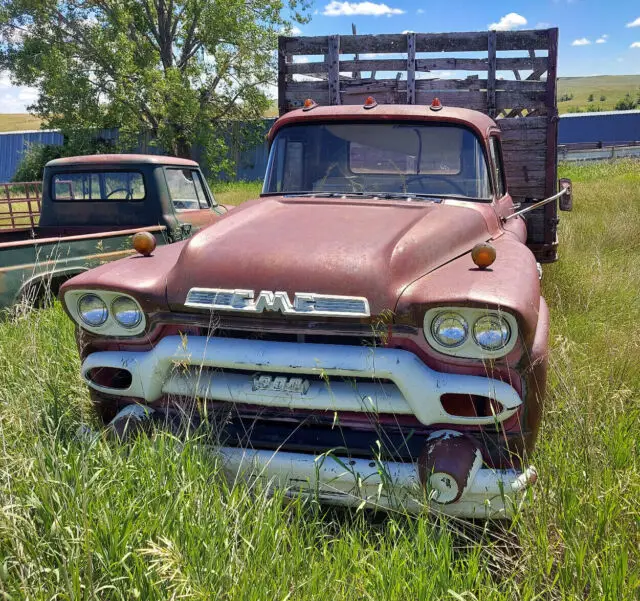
{"left": 587, "top": 93, "right": 594, "bottom": 102}
{"left": 0, "top": 0, "right": 308, "bottom": 174}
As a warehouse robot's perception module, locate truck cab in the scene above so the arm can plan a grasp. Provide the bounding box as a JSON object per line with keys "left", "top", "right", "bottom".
{"left": 0, "top": 154, "right": 223, "bottom": 308}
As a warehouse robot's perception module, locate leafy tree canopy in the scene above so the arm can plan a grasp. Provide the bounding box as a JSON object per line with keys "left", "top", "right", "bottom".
{"left": 0, "top": 0, "right": 308, "bottom": 172}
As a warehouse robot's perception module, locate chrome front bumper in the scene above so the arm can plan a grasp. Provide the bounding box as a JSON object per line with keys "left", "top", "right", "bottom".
{"left": 220, "top": 447, "right": 537, "bottom": 518}
{"left": 82, "top": 335, "right": 522, "bottom": 427}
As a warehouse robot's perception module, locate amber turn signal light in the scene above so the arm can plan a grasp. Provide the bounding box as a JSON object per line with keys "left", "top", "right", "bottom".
{"left": 471, "top": 242, "right": 496, "bottom": 269}
{"left": 302, "top": 98, "right": 317, "bottom": 111}
{"left": 363, "top": 96, "right": 378, "bottom": 109}
{"left": 132, "top": 231, "right": 157, "bottom": 257}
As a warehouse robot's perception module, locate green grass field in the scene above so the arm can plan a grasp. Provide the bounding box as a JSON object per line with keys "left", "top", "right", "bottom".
{"left": 0, "top": 113, "right": 43, "bottom": 132}
{"left": 0, "top": 161, "right": 638, "bottom": 599}
{"left": 557, "top": 75, "right": 640, "bottom": 113}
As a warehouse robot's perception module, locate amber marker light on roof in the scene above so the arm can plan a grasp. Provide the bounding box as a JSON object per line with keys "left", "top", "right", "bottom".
{"left": 363, "top": 96, "right": 378, "bottom": 109}
{"left": 471, "top": 242, "right": 496, "bottom": 269}
{"left": 302, "top": 98, "right": 317, "bottom": 111}
{"left": 132, "top": 231, "right": 157, "bottom": 257}
{"left": 430, "top": 97, "right": 443, "bottom": 111}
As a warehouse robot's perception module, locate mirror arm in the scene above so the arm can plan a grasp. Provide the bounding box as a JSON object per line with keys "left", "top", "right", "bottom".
{"left": 502, "top": 188, "right": 568, "bottom": 222}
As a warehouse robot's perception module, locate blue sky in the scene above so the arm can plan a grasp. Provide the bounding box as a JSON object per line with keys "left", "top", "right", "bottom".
{"left": 1, "top": 0, "right": 640, "bottom": 113}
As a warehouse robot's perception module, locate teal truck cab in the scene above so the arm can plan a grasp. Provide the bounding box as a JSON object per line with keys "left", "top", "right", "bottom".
{"left": 0, "top": 154, "right": 223, "bottom": 309}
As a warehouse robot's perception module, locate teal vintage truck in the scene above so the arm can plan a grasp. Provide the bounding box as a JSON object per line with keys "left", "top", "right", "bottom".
{"left": 0, "top": 154, "right": 224, "bottom": 309}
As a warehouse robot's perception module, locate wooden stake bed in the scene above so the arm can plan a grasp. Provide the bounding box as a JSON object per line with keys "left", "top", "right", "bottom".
{"left": 278, "top": 29, "right": 560, "bottom": 262}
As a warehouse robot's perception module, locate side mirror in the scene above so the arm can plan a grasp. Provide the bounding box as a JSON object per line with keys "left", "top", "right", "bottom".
{"left": 558, "top": 178, "right": 573, "bottom": 211}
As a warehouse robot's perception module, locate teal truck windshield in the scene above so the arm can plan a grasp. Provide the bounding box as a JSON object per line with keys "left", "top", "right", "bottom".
{"left": 263, "top": 123, "right": 492, "bottom": 199}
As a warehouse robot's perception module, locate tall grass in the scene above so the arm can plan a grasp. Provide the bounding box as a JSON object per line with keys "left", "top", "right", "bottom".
{"left": 211, "top": 180, "right": 262, "bottom": 206}
{"left": 0, "top": 161, "right": 638, "bottom": 599}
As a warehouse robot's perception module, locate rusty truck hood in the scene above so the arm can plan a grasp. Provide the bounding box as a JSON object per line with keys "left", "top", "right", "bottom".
{"left": 165, "top": 196, "right": 495, "bottom": 315}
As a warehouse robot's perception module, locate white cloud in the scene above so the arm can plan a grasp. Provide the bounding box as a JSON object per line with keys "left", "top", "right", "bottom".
{"left": 0, "top": 71, "right": 39, "bottom": 112}
{"left": 631, "top": 42, "right": 640, "bottom": 48}
{"left": 571, "top": 38, "right": 591, "bottom": 46}
{"left": 417, "top": 8, "right": 425, "bottom": 14}
{"left": 488, "top": 13, "right": 527, "bottom": 31}
{"left": 402, "top": 30, "right": 414, "bottom": 34}
{"left": 535, "top": 22, "right": 552, "bottom": 29}
{"left": 596, "top": 34, "right": 608, "bottom": 43}
{"left": 290, "top": 26, "right": 303, "bottom": 35}
{"left": 322, "top": 2, "right": 405, "bottom": 17}
{"left": 626, "top": 17, "right": 640, "bottom": 28}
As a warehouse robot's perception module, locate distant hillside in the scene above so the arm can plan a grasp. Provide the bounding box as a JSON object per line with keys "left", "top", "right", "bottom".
{"left": 0, "top": 114, "right": 43, "bottom": 132}
{"left": 1, "top": 74, "right": 639, "bottom": 132}
{"left": 557, "top": 75, "right": 640, "bottom": 113}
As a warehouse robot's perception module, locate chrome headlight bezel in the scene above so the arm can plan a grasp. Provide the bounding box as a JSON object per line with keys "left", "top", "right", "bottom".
{"left": 424, "top": 307, "right": 518, "bottom": 358}
{"left": 64, "top": 289, "right": 146, "bottom": 336}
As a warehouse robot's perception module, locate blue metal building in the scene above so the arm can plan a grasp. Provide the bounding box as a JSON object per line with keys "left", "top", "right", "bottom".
{"left": 2, "top": 112, "right": 639, "bottom": 183}
{"left": 0, "top": 129, "right": 63, "bottom": 182}
{"left": 558, "top": 110, "right": 640, "bottom": 146}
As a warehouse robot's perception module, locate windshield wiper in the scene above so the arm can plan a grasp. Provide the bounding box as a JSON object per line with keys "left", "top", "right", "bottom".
{"left": 275, "top": 192, "right": 369, "bottom": 198}
{"left": 384, "top": 192, "right": 490, "bottom": 202}
{"left": 263, "top": 191, "right": 490, "bottom": 202}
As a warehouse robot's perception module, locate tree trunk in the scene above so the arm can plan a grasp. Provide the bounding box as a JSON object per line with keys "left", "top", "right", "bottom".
{"left": 175, "top": 137, "right": 192, "bottom": 159}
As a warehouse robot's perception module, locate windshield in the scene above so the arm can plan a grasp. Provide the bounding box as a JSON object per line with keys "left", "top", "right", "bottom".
{"left": 263, "top": 123, "right": 492, "bottom": 200}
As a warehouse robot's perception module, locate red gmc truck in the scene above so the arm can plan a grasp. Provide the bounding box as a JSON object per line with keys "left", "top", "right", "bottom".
{"left": 61, "top": 29, "right": 572, "bottom": 518}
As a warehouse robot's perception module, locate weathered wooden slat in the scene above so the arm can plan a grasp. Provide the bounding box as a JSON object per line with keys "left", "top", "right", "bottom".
{"left": 327, "top": 35, "right": 341, "bottom": 105}
{"left": 286, "top": 80, "right": 333, "bottom": 91}
{"left": 542, "top": 28, "right": 559, "bottom": 246}
{"left": 283, "top": 30, "right": 554, "bottom": 56}
{"left": 287, "top": 61, "right": 329, "bottom": 75}
{"left": 284, "top": 88, "right": 549, "bottom": 112}
{"left": 289, "top": 76, "right": 545, "bottom": 92}
{"left": 277, "top": 37, "right": 288, "bottom": 117}
{"left": 487, "top": 30, "right": 497, "bottom": 117}
{"left": 416, "top": 29, "right": 551, "bottom": 52}
{"left": 406, "top": 32, "right": 416, "bottom": 104}
{"left": 417, "top": 57, "right": 548, "bottom": 73}
{"left": 497, "top": 116, "right": 548, "bottom": 129}
{"left": 286, "top": 56, "right": 549, "bottom": 75}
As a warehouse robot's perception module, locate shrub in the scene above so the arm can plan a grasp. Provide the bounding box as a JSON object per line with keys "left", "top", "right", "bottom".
{"left": 13, "top": 136, "right": 118, "bottom": 182}
{"left": 614, "top": 94, "right": 638, "bottom": 111}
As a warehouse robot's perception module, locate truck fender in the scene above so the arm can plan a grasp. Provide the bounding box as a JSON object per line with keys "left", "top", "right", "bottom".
{"left": 16, "top": 267, "right": 89, "bottom": 307}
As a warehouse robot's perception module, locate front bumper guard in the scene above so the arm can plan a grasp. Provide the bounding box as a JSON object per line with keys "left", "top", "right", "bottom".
{"left": 82, "top": 335, "right": 522, "bottom": 427}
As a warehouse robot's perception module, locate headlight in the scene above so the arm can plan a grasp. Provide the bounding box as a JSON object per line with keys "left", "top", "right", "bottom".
{"left": 473, "top": 315, "right": 510, "bottom": 350}
{"left": 430, "top": 312, "right": 468, "bottom": 348}
{"left": 78, "top": 294, "right": 108, "bottom": 326}
{"left": 65, "top": 290, "right": 146, "bottom": 336}
{"left": 424, "top": 307, "right": 518, "bottom": 358}
{"left": 112, "top": 296, "right": 143, "bottom": 328}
